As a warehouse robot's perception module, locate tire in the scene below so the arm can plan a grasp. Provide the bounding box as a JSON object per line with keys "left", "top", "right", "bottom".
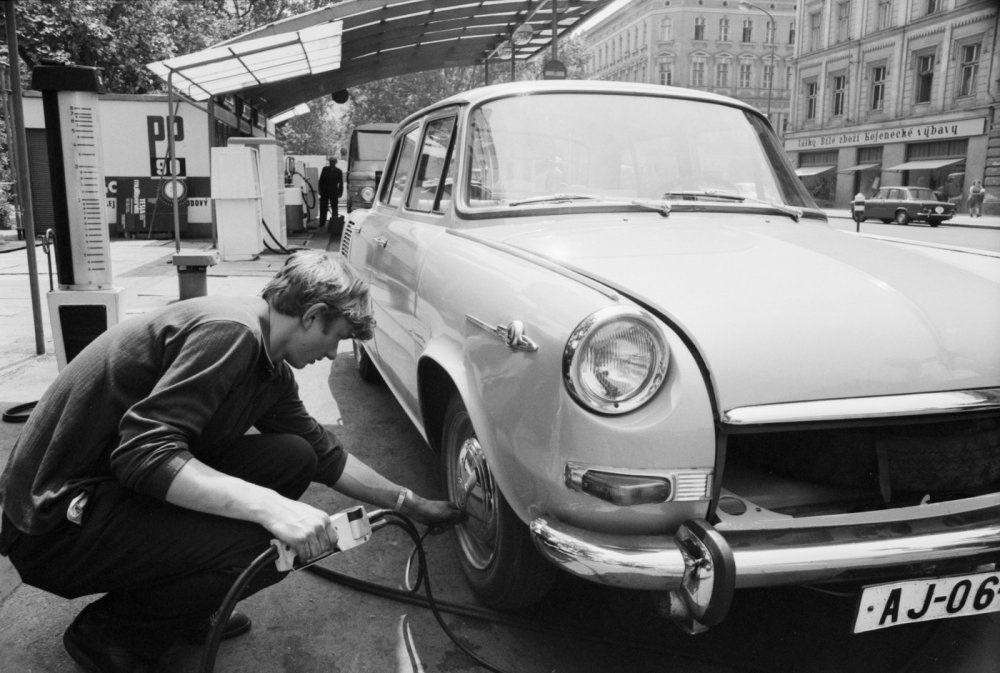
{"left": 894, "top": 210, "right": 910, "bottom": 225}
{"left": 352, "top": 340, "right": 380, "bottom": 383}
{"left": 928, "top": 218, "right": 942, "bottom": 228}
{"left": 441, "top": 395, "right": 556, "bottom": 609}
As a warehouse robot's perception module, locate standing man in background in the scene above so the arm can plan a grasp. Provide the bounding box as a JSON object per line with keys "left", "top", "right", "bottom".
{"left": 318, "top": 157, "right": 344, "bottom": 234}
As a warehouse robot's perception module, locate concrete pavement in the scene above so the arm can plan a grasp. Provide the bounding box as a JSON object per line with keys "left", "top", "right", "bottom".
{"left": 1, "top": 210, "right": 999, "bottom": 672}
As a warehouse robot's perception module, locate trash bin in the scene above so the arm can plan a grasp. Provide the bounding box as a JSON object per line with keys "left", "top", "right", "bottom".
{"left": 172, "top": 250, "right": 219, "bottom": 300}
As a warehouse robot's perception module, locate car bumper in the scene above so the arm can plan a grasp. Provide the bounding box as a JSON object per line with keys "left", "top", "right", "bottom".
{"left": 530, "top": 496, "right": 1000, "bottom": 623}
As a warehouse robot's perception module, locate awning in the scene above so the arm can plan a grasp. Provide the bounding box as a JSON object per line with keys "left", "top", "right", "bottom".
{"left": 837, "top": 163, "right": 881, "bottom": 174}
{"left": 795, "top": 165, "right": 837, "bottom": 177}
{"left": 148, "top": 21, "right": 344, "bottom": 101}
{"left": 147, "top": 0, "right": 613, "bottom": 118}
{"left": 884, "top": 159, "right": 963, "bottom": 172}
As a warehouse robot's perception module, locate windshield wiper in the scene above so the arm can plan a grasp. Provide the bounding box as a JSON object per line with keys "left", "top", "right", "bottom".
{"left": 508, "top": 193, "right": 601, "bottom": 206}
{"left": 660, "top": 190, "right": 747, "bottom": 202}
{"left": 661, "top": 191, "right": 802, "bottom": 221}
{"left": 740, "top": 197, "right": 803, "bottom": 222}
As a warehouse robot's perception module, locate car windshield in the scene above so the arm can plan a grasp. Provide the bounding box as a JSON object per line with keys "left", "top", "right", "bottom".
{"left": 462, "top": 92, "right": 813, "bottom": 213}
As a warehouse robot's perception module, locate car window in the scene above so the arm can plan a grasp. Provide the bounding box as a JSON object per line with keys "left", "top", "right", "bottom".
{"left": 462, "top": 92, "right": 812, "bottom": 213}
{"left": 909, "top": 188, "right": 936, "bottom": 200}
{"left": 406, "top": 116, "right": 456, "bottom": 213}
{"left": 384, "top": 126, "right": 420, "bottom": 208}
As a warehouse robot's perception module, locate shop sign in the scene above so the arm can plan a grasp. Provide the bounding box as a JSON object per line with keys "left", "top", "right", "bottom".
{"left": 784, "top": 118, "right": 985, "bottom": 151}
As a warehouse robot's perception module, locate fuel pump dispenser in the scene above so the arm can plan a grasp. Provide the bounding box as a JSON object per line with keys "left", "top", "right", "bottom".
{"left": 31, "top": 64, "right": 123, "bottom": 370}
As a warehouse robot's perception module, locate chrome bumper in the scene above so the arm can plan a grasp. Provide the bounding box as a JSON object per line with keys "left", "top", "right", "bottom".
{"left": 530, "top": 498, "right": 1000, "bottom": 592}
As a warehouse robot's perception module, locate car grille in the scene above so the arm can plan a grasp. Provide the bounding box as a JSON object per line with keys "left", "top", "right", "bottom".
{"left": 728, "top": 413, "right": 1000, "bottom": 504}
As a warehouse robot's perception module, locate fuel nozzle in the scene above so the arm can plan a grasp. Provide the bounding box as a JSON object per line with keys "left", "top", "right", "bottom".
{"left": 272, "top": 505, "right": 374, "bottom": 572}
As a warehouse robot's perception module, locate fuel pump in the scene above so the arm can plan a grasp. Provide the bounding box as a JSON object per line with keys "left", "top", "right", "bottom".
{"left": 31, "top": 64, "right": 123, "bottom": 370}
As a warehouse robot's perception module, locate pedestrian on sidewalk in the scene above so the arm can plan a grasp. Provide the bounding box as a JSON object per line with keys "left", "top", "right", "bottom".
{"left": 0, "top": 250, "right": 461, "bottom": 673}
{"left": 967, "top": 179, "right": 984, "bottom": 218}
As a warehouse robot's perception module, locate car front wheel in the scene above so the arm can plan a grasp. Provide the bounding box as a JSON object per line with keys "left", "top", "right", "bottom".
{"left": 441, "top": 395, "right": 556, "bottom": 609}
{"left": 929, "top": 218, "right": 942, "bottom": 227}
{"left": 894, "top": 210, "right": 910, "bottom": 225}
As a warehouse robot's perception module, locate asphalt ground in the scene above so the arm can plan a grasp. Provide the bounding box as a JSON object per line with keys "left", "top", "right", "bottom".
{"left": 0, "top": 210, "right": 998, "bottom": 672}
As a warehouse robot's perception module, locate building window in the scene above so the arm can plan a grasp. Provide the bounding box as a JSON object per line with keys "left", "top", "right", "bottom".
{"left": 915, "top": 54, "right": 934, "bottom": 104}
{"left": 742, "top": 19, "right": 753, "bottom": 44}
{"left": 695, "top": 17, "right": 706, "bottom": 41}
{"left": 660, "top": 17, "right": 672, "bottom": 41}
{"left": 786, "top": 66, "right": 793, "bottom": 89}
{"left": 926, "top": 0, "right": 940, "bottom": 14}
{"left": 871, "top": 65, "right": 886, "bottom": 110}
{"left": 878, "top": 0, "right": 892, "bottom": 31}
{"left": 763, "top": 62, "right": 774, "bottom": 92}
{"left": 959, "top": 43, "right": 980, "bottom": 97}
{"left": 805, "top": 81, "right": 818, "bottom": 120}
{"left": 692, "top": 58, "right": 706, "bottom": 86}
{"left": 832, "top": 75, "right": 846, "bottom": 116}
{"left": 719, "top": 18, "right": 730, "bottom": 42}
{"left": 836, "top": 2, "right": 850, "bottom": 43}
{"left": 765, "top": 20, "right": 775, "bottom": 45}
{"left": 659, "top": 60, "right": 673, "bottom": 86}
{"left": 789, "top": 22, "right": 796, "bottom": 45}
{"left": 739, "top": 61, "right": 753, "bottom": 88}
{"left": 808, "top": 12, "right": 822, "bottom": 51}
{"left": 716, "top": 61, "right": 730, "bottom": 88}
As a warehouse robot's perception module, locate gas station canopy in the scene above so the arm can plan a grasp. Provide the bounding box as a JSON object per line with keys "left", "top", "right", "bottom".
{"left": 148, "top": 0, "right": 612, "bottom": 118}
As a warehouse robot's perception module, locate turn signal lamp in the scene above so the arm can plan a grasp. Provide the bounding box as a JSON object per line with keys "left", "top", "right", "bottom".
{"left": 581, "top": 470, "right": 672, "bottom": 506}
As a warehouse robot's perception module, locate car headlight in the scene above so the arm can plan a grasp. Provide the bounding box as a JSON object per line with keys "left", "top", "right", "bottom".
{"left": 361, "top": 186, "right": 376, "bottom": 202}
{"left": 563, "top": 307, "right": 669, "bottom": 414}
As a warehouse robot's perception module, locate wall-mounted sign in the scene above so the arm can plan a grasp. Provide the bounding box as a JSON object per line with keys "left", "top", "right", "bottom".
{"left": 785, "top": 118, "right": 986, "bottom": 151}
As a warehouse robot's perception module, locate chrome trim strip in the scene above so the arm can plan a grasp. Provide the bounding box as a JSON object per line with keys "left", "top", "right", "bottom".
{"left": 723, "top": 387, "right": 1000, "bottom": 426}
{"left": 530, "top": 499, "right": 1000, "bottom": 591}
{"left": 465, "top": 315, "right": 539, "bottom": 352}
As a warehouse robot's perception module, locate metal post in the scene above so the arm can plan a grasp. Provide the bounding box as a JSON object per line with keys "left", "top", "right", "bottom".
{"left": 551, "top": 0, "right": 559, "bottom": 62}
{"left": 167, "top": 70, "right": 181, "bottom": 254}
{"left": 740, "top": 2, "right": 775, "bottom": 122}
{"left": 3, "top": 13, "right": 46, "bottom": 355}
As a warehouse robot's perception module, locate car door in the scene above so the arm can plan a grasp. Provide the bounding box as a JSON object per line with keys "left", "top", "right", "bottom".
{"left": 867, "top": 188, "right": 888, "bottom": 219}
{"left": 362, "top": 113, "right": 458, "bottom": 412}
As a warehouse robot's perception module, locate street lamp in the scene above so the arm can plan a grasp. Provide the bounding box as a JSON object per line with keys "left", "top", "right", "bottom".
{"left": 739, "top": 1, "right": 776, "bottom": 122}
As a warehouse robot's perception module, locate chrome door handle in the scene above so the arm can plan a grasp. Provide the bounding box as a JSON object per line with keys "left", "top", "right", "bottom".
{"left": 373, "top": 236, "right": 388, "bottom": 248}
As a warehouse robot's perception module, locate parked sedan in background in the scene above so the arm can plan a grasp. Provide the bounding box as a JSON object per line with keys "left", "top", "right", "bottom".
{"left": 861, "top": 185, "right": 957, "bottom": 226}
{"left": 341, "top": 80, "right": 1000, "bottom": 635}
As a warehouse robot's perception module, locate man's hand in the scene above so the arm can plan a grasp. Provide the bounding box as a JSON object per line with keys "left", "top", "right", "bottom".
{"left": 400, "top": 492, "right": 464, "bottom": 528}
{"left": 262, "top": 499, "right": 340, "bottom": 563}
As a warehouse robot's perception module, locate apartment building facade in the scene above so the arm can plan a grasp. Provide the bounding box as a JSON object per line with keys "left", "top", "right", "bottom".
{"left": 581, "top": 0, "right": 797, "bottom": 134}
{"left": 784, "top": 0, "right": 999, "bottom": 212}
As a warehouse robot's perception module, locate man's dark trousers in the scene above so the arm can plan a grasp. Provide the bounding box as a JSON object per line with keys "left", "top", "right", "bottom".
{"left": 1, "top": 433, "right": 316, "bottom": 653}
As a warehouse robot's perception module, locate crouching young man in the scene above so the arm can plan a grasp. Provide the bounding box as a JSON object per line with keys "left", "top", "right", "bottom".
{"left": 0, "top": 250, "right": 460, "bottom": 672}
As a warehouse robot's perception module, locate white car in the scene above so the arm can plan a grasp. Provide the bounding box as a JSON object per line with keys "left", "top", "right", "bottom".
{"left": 341, "top": 80, "right": 1000, "bottom": 634}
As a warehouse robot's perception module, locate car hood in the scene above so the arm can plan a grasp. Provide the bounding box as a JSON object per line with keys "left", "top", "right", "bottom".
{"left": 463, "top": 212, "right": 1000, "bottom": 410}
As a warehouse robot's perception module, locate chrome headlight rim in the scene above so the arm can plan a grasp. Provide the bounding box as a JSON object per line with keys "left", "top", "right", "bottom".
{"left": 360, "top": 186, "right": 376, "bottom": 202}
{"left": 563, "top": 306, "right": 670, "bottom": 415}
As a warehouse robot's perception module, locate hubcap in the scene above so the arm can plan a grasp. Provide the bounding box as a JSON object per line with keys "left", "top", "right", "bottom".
{"left": 452, "top": 434, "right": 499, "bottom": 570}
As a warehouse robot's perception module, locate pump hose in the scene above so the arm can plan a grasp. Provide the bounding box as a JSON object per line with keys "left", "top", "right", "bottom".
{"left": 199, "top": 510, "right": 510, "bottom": 673}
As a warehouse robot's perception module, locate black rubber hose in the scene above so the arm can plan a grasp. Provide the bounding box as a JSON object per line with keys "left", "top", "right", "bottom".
{"left": 199, "top": 544, "right": 278, "bottom": 673}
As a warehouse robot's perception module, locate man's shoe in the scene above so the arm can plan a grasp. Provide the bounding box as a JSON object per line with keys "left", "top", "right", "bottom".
{"left": 63, "top": 612, "right": 156, "bottom": 673}
{"left": 186, "top": 609, "right": 252, "bottom": 643}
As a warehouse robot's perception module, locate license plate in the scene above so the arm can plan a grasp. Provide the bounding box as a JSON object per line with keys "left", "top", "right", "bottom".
{"left": 854, "top": 570, "right": 1000, "bottom": 633}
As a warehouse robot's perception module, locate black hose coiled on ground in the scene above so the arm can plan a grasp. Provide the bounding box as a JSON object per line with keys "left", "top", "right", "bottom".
{"left": 199, "top": 510, "right": 510, "bottom": 673}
